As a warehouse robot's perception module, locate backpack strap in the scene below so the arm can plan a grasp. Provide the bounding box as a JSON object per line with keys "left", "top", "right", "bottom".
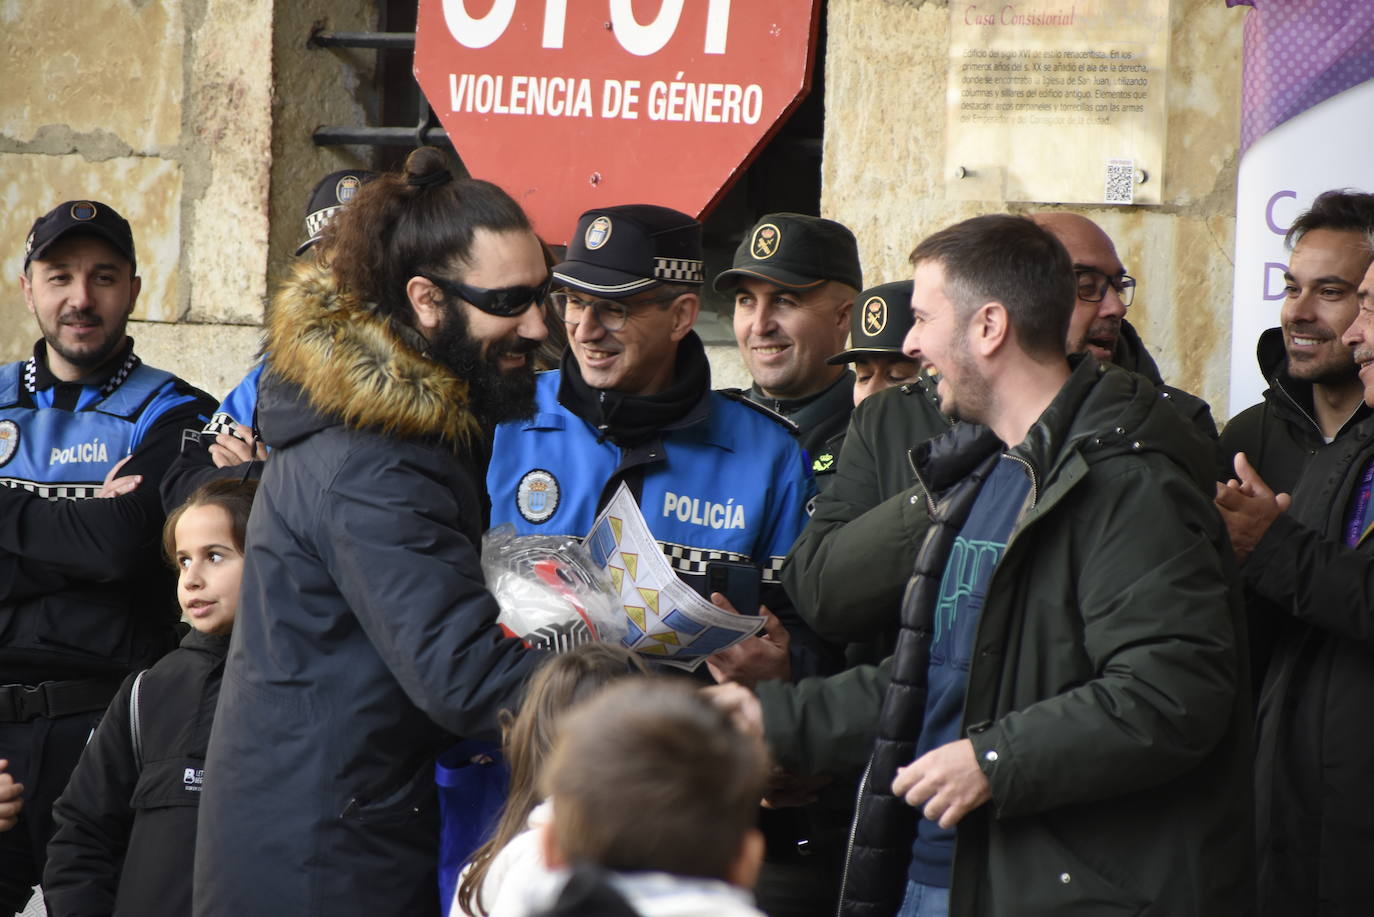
{"left": 129, "top": 669, "right": 148, "bottom": 771}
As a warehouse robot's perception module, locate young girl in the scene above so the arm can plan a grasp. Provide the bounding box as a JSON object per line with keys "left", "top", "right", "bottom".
{"left": 42, "top": 479, "right": 258, "bottom": 916}
{"left": 454, "top": 643, "right": 650, "bottom": 917}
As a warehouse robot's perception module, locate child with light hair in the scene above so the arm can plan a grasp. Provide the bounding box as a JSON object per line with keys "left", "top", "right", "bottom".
{"left": 511, "top": 678, "right": 770, "bottom": 917}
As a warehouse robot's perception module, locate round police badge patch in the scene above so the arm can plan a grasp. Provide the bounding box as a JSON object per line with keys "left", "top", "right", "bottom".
{"left": 585, "top": 216, "right": 613, "bottom": 250}
{"left": 750, "top": 223, "right": 780, "bottom": 260}
{"left": 517, "top": 469, "right": 560, "bottom": 524}
{"left": 336, "top": 174, "right": 362, "bottom": 204}
{"left": 862, "top": 295, "right": 888, "bottom": 338}
{"left": 0, "top": 420, "right": 18, "bottom": 468}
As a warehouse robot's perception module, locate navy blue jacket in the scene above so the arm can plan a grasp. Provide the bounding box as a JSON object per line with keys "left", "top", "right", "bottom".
{"left": 0, "top": 341, "right": 214, "bottom": 683}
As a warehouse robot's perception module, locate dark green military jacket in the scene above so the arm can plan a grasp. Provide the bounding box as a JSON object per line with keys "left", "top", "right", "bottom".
{"left": 783, "top": 375, "right": 950, "bottom": 665}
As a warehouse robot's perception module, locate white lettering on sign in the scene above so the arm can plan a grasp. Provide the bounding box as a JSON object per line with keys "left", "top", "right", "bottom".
{"left": 442, "top": 0, "right": 516, "bottom": 49}
{"left": 443, "top": 0, "right": 731, "bottom": 55}
{"left": 449, "top": 73, "right": 762, "bottom": 124}
{"left": 449, "top": 73, "right": 595, "bottom": 117}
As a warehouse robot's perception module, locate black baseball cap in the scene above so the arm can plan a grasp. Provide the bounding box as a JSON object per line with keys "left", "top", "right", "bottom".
{"left": 714, "top": 213, "right": 862, "bottom": 293}
{"left": 828, "top": 280, "right": 916, "bottom": 365}
{"left": 24, "top": 200, "right": 136, "bottom": 273}
{"left": 295, "top": 170, "right": 378, "bottom": 255}
{"left": 553, "top": 204, "right": 704, "bottom": 298}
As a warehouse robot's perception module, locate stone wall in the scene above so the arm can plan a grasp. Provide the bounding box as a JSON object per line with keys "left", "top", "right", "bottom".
{"left": 3, "top": 0, "right": 1245, "bottom": 414}
{"left": 1, "top": 0, "right": 373, "bottom": 400}
{"left": 820, "top": 0, "right": 1244, "bottom": 418}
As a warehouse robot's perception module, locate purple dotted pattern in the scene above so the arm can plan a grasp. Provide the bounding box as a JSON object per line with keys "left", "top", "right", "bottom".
{"left": 1227, "top": 0, "right": 1374, "bottom": 152}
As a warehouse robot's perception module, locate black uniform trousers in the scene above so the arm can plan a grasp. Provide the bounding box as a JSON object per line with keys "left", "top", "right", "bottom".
{"left": 0, "top": 713, "right": 102, "bottom": 915}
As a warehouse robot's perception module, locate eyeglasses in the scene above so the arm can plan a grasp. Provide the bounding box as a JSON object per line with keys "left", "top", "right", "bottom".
{"left": 420, "top": 272, "right": 552, "bottom": 317}
{"left": 552, "top": 290, "right": 681, "bottom": 332}
{"left": 1074, "top": 268, "right": 1136, "bottom": 307}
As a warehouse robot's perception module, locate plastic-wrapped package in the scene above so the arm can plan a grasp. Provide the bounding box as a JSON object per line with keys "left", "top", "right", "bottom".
{"left": 481, "top": 524, "right": 627, "bottom": 652}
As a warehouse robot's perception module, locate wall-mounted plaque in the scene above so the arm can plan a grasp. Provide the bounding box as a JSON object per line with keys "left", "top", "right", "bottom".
{"left": 945, "top": 1, "right": 1171, "bottom": 205}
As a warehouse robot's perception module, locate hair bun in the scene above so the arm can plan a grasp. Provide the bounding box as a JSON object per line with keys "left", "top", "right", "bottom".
{"left": 403, "top": 146, "right": 453, "bottom": 190}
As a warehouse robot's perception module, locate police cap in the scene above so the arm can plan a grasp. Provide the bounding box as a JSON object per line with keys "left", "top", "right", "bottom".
{"left": 554, "top": 204, "right": 704, "bottom": 298}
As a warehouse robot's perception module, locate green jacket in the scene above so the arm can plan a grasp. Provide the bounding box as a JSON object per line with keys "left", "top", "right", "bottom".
{"left": 783, "top": 376, "right": 950, "bottom": 666}
{"left": 762, "top": 358, "right": 1253, "bottom": 917}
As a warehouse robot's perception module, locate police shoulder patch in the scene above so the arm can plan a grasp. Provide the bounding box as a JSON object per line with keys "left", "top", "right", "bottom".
{"left": 516, "top": 468, "right": 560, "bottom": 524}
{"left": 0, "top": 420, "right": 18, "bottom": 468}
{"left": 717, "top": 389, "right": 799, "bottom": 435}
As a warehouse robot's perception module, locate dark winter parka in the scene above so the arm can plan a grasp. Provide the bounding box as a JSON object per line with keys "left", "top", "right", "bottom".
{"left": 847, "top": 358, "right": 1252, "bottom": 917}
{"left": 764, "top": 358, "right": 1253, "bottom": 917}
{"left": 44, "top": 628, "right": 228, "bottom": 917}
{"left": 1243, "top": 412, "right": 1374, "bottom": 916}
{"left": 193, "top": 262, "right": 539, "bottom": 917}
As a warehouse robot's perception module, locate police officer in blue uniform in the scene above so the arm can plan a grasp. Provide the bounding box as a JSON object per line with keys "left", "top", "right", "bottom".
{"left": 486, "top": 204, "right": 822, "bottom": 671}
{"left": 160, "top": 169, "right": 378, "bottom": 511}
{"left": 0, "top": 200, "right": 215, "bottom": 912}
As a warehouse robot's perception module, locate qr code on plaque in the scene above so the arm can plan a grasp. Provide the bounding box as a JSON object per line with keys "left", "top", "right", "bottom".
{"left": 1104, "top": 159, "right": 1134, "bottom": 205}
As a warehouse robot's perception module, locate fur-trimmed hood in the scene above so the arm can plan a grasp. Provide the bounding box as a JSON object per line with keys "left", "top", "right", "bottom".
{"left": 262, "top": 259, "right": 480, "bottom": 448}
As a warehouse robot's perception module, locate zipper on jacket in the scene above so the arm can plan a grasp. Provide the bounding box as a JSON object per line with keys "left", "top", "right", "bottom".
{"left": 835, "top": 757, "right": 873, "bottom": 917}
{"left": 1002, "top": 452, "right": 1040, "bottom": 509}
{"left": 907, "top": 449, "right": 938, "bottom": 517}
{"left": 1273, "top": 376, "right": 1328, "bottom": 441}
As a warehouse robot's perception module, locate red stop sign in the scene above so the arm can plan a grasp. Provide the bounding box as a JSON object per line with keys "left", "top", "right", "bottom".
{"left": 414, "top": 0, "right": 821, "bottom": 244}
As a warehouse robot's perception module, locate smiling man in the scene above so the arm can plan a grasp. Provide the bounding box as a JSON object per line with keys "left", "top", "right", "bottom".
{"left": 1220, "top": 190, "right": 1374, "bottom": 495}
{"left": 487, "top": 206, "right": 814, "bottom": 651}
{"left": 0, "top": 200, "right": 215, "bottom": 912}
{"left": 717, "top": 215, "right": 1251, "bottom": 917}
{"left": 1214, "top": 245, "right": 1374, "bottom": 917}
{"left": 716, "top": 213, "right": 862, "bottom": 485}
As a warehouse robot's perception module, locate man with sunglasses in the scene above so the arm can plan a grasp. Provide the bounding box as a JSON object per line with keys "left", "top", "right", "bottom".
{"left": 486, "top": 204, "right": 821, "bottom": 678}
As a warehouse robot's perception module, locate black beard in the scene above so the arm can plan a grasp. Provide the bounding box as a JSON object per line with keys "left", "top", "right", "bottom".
{"left": 429, "top": 308, "right": 539, "bottom": 429}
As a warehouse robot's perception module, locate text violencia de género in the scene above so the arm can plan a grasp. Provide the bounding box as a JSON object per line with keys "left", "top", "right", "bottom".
{"left": 447, "top": 72, "right": 765, "bottom": 124}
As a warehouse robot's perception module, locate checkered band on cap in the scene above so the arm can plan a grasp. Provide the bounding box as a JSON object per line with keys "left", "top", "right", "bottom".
{"left": 304, "top": 205, "right": 342, "bottom": 240}
{"left": 653, "top": 257, "right": 704, "bottom": 283}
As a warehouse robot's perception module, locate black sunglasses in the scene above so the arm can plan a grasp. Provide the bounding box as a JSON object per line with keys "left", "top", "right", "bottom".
{"left": 420, "top": 272, "right": 552, "bottom": 317}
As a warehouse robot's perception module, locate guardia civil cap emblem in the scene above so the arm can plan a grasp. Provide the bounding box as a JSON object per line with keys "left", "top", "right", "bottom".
{"left": 750, "top": 223, "right": 780, "bottom": 260}
{"left": 863, "top": 295, "right": 888, "bottom": 337}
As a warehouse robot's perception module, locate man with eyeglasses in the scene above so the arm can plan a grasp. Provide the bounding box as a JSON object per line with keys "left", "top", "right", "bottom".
{"left": 486, "top": 204, "right": 821, "bottom": 680}
{"left": 1031, "top": 212, "right": 1217, "bottom": 439}
{"left": 787, "top": 211, "right": 1219, "bottom": 671}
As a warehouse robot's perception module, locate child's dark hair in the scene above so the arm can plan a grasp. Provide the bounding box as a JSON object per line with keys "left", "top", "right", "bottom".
{"left": 162, "top": 478, "right": 260, "bottom": 566}
{"left": 543, "top": 678, "right": 768, "bottom": 883}
{"left": 456, "top": 644, "right": 650, "bottom": 916}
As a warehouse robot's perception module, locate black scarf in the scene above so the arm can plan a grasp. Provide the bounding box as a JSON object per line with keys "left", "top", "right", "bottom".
{"left": 557, "top": 331, "right": 711, "bottom": 448}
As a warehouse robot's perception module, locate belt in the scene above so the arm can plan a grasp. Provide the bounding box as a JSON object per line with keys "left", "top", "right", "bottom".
{"left": 0, "top": 679, "right": 123, "bottom": 723}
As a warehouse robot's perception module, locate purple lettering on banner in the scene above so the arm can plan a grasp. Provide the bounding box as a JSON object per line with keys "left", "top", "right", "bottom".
{"left": 1265, "top": 189, "right": 1297, "bottom": 236}
{"left": 1263, "top": 262, "right": 1289, "bottom": 301}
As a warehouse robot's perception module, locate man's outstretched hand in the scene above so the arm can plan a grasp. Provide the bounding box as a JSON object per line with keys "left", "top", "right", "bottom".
{"left": 1215, "top": 451, "right": 1291, "bottom": 564}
